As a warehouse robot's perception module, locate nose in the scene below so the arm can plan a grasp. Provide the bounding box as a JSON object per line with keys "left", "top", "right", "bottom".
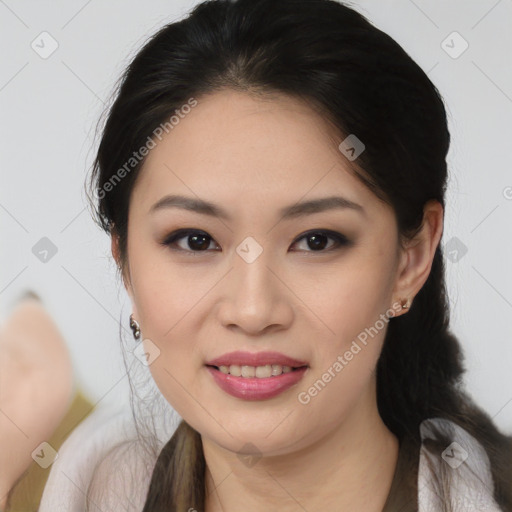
{"left": 216, "top": 247, "right": 294, "bottom": 337}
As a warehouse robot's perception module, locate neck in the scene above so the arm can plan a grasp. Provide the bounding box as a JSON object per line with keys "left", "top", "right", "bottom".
{"left": 203, "top": 385, "right": 399, "bottom": 512}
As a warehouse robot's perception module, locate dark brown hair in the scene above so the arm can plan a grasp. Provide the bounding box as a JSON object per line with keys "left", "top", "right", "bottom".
{"left": 86, "top": 0, "right": 512, "bottom": 510}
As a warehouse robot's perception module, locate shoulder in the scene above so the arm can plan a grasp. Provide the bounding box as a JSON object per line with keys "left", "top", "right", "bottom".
{"left": 38, "top": 403, "right": 162, "bottom": 511}
{"left": 418, "top": 417, "right": 503, "bottom": 511}
{"left": 85, "top": 432, "right": 157, "bottom": 511}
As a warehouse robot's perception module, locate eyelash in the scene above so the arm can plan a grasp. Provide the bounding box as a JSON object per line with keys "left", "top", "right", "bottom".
{"left": 160, "top": 228, "right": 351, "bottom": 255}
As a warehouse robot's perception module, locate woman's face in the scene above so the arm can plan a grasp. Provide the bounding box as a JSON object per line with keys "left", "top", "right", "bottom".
{"left": 118, "top": 89, "right": 409, "bottom": 456}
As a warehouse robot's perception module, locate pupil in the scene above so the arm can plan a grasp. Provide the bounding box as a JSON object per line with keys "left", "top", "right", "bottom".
{"left": 189, "top": 234, "right": 209, "bottom": 250}
{"left": 308, "top": 233, "right": 327, "bottom": 251}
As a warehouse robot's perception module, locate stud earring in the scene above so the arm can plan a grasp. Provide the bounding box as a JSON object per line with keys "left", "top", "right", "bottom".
{"left": 129, "top": 313, "right": 141, "bottom": 340}
{"left": 401, "top": 298, "right": 410, "bottom": 310}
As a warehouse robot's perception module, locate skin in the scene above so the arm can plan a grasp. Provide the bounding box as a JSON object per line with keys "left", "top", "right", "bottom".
{"left": 0, "top": 297, "right": 73, "bottom": 509}
{"left": 112, "top": 89, "right": 443, "bottom": 511}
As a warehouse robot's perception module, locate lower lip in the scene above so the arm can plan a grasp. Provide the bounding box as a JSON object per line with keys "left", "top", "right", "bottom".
{"left": 206, "top": 365, "right": 308, "bottom": 401}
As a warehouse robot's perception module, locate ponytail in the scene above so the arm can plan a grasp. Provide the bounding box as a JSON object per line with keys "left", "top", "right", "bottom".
{"left": 142, "top": 420, "right": 206, "bottom": 512}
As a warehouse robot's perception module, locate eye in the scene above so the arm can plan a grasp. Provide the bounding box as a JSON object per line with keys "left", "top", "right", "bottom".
{"left": 291, "top": 230, "right": 351, "bottom": 252}
{"left": 160, "top": 228, "right": 351, "bottom": 254}
{"left": 160, "top": 229, "right": 220, "bottom": 254}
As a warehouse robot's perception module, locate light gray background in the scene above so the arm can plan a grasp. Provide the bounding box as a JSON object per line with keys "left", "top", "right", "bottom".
{"left": 1, "top": 0, "right": 511, "bottom": 431}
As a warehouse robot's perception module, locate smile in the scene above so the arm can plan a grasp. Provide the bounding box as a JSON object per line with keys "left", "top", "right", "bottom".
{"left": 210, "top": 363, "right": 304, "bottom": 378}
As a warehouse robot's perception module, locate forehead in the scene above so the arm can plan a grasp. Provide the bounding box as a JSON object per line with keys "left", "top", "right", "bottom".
{"left": 131, "top": 89, "right": 382, "bottom": 220}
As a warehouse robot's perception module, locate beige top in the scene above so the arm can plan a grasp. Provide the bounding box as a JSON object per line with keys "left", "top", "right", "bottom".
{"left": 38, "top": 406, "right": 503, "bottom": 511}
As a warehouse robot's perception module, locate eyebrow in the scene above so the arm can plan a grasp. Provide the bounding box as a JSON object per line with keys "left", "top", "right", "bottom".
{"left": 149, "top": 194, "right": 365, "bottom": 220}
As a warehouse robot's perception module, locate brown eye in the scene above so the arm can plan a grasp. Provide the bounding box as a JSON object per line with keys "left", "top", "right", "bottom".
{"left": 291, "top": 230, "right": 351, "bottom": 252}
{"left": 161, "top": 229, "right": 219, "bottom": 253}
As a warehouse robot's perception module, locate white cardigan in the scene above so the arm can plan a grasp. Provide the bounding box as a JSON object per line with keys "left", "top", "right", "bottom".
{"left": 38, "top": 406, "right": 504, "bottom": 511}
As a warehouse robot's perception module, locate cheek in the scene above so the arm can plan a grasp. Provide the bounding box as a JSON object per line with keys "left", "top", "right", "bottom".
{"left": 296, "top": 252, "right": 394, "bottom": 405}
{"left": 129, "top": 246, "right": 204, "bottom": 343}
{"left": 296, "top": 288, "right": 389, "bottom": 432}
{"left": 134, "top": 273, "right": 202, "bottom": 376}
{"left": 308, "top": 256, "right": 393, "bottom": 350}
{"left": 128, "top": 262, "right": 204, "bottom": 406}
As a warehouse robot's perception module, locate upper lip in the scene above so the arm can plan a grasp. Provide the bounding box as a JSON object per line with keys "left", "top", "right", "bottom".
{"left": 205, "top": 351, "right": 308, "bottom": 368}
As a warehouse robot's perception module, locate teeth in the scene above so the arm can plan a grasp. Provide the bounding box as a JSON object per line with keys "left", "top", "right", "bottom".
{"left": 217, "top": 364, "right": 295, "bottom": 377}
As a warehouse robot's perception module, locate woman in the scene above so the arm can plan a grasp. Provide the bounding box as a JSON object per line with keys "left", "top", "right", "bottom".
{"left": 39, "top": 0, "right": 512, "bottom": 510}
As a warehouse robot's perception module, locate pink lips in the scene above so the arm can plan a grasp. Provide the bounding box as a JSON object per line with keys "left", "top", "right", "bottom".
{"left": 205, "top": 350, "right": 309, "bottom": 401}
{"left": 205, "top": 350, "right": 308, "bottom": 368}
{"left": 206, "top": 366, "right": 308, "bottom": 400}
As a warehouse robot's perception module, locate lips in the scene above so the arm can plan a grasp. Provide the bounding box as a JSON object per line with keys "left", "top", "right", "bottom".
{"left": 205, "top": 350, "right": 308, "bottom": 368}
{"left": 206, "top": 365, "right": 308, "bottom": 400}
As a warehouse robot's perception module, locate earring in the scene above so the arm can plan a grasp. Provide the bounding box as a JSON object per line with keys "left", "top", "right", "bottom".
{"left": 129, "top": 313, "right": 141, "bottom": 340}
{"left": 401, "top": 298, "right": 410, "bottom": 310}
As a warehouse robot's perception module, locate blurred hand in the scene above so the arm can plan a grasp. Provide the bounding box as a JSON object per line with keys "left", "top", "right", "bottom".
{"left": 0, "top": 294, "right": 73, "bottom": 510}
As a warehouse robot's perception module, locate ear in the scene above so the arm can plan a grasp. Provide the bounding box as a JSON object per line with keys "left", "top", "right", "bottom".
{"left": 392, "top": 199, "right": 444, "bottom": 314}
